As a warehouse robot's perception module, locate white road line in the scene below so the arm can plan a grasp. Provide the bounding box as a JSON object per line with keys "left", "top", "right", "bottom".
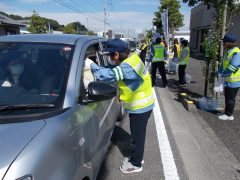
{"left": 152, "top": 88, "right": 179, "bottom": 180}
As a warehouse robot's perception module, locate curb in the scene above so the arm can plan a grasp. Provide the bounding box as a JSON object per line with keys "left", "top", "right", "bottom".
{"left": 179, "top": 93, "right": 197, "bottom": 111}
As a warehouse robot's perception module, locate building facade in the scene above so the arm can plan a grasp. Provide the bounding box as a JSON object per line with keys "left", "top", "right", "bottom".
{"left": 190, "top": 3, "right": 240, "bottom": 54}
{"left": 190, "top": 3, "right": 215, "bottom": 53}
{"left": 0, "top": 14, "right": 25, "bottom": 35}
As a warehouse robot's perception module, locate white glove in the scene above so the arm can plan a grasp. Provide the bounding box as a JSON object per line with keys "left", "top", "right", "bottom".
{"left": 84, "top": 58, "right": 94, "bottom": 70}
{"left": 135, "top": 48, "right": 141, "bottom": 55}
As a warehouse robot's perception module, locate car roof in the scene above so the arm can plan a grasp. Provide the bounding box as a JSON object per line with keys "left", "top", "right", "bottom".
{"left": 0, "top": 34, "right": 105, "bottom": 45}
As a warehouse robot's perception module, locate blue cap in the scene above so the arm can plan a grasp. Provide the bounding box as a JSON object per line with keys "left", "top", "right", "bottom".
{"left": 181, "top": 39, "right": 188, "bottom": 46}
{"left": 102, "top": 38, "right": 128, "bottom": 53}
{"left": 222, "top": 34, "right": 237, "bottom": 43}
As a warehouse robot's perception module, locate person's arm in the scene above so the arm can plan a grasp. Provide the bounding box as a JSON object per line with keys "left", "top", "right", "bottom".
{"left": 221, "top": 52, "right": 240, "bottom": 77}
{"left": 172, "top": 45, "right": 176, "bottom": 53}
{"left": 164, "top": 47, "right": 167, "bottom": 58}
{"left": 90, "top": 62, "right": 141, "bottom": 84}
{"left": 90, "top": 63, "right": 117, "bottom": 82}
{"left": 148, "top": 45, "right": 154, "bottom": 62}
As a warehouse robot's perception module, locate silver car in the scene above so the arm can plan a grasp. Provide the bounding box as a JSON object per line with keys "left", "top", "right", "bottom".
{"left": 0, "top": 34, "right": 121, "bottom": 180}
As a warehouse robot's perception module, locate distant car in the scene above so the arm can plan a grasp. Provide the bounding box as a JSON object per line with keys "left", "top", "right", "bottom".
{"left": 128, "top": 40, "right": 137, "bottom": 52}
{"left": 0, "top": 34, "right": 122, "bottom": 180}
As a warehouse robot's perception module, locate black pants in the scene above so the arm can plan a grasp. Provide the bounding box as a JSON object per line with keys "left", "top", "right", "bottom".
{"left": 129, "top": 110, "right": 152, "bottom": 167}
{"left": 178, "top": 65, "right": 187, "bottom": 84}
{"left": 140, "top": 51, "right": 147, "bottom": 64}
{"left": 224, "top": 87, "right": 239, "bottom": 116}
{"left": 151, "top": 61, "right": 167, "bottom": 86}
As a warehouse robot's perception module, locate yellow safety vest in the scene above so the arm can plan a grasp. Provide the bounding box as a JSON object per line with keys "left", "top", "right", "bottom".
{"left": 176, "top": 44, "right": 180, "bottom": 58}
{"left": 113, "top": 54, "right": 154, "bottom": 111}
{"left": 153, "top": 44, "right": 165, "bottom": 62}
{"left": 179, "top": 47, "right": 190, "bottom": 65}
{"left": 223, "top": 47, "right": 240, "bottom": 83}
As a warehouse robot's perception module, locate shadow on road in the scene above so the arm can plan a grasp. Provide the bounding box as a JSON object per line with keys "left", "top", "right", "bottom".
{"left": 166, "top": 78, "right": 203, "bottom": 101}
{"left": 96, "top": 125, "right": 132, "bottom": 180}
{"left": 110, "top": 125, "right": 132, "bottom": 157}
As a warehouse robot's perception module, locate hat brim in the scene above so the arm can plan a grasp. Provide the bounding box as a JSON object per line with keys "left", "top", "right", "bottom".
{"left": 102, "top": 47, "right": 116, "bottom": 53}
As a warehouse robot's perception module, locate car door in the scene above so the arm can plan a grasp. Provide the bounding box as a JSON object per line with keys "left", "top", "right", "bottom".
{"left": 76, "top": 40, "right": 119, "bottom": 179}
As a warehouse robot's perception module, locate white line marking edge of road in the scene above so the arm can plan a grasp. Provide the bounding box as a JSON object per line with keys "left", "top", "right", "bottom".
{"left": 152, "top": 88, "right": 179, "bottom": 180}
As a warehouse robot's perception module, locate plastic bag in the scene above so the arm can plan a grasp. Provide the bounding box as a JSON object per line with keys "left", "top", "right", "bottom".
{"left": 145, "top": 61, "right": 152, "bottom": 72}
{"left": 198, "top": 97, "right": 218, "bottom": 110}
{"left": 214, "top": 76, "right": 224, "bottom": 93}
{"left": 184, "top": 74, "right": 192, "bottom": 84}
{"left": 168, "top": 61, "right": 178, "bottom": 72}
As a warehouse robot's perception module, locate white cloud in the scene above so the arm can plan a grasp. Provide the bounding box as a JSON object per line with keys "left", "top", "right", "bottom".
{"left": 18, "top": 0, "right": 49, "bottom": 4}
{"left": 0, "top": 2, "right": 13, "bottom": 11}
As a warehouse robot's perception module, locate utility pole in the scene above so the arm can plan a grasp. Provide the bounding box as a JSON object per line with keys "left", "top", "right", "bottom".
{"left": 104, "top": 0, "right": 108, "bottom": 38}
{"left": 87, "top": 17, "right": 88, "bottom": 30}
{"left": 48, "top": 22, "right": 51, "bottom": 32}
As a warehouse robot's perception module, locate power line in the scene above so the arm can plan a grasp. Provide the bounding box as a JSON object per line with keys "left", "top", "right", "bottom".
{"left": 68, "top": 0, "right": 103, "bottom": 20}
{"left": 54, "top": 0, "right": 122, "bottom": 32}
{"left": 54, "top": 0, "right": 106, "bottom": 23}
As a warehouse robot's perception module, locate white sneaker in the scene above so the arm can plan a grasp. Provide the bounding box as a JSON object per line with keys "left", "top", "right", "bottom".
{"left": 122, "top": 157, "right": 144, "bottom": 165}
{"left": 218, "top": 114, "right": 234, "bottom": 120}
{"left": 120, "top": 161, "right": 142, "bottom": 174}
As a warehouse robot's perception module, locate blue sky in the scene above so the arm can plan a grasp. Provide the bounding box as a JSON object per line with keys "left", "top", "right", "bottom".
{"left": 0, "top": 0, "right": 191, "bottom": 36}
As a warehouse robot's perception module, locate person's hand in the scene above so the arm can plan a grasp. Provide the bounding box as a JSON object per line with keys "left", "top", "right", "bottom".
{"left": 135, "top": 48, "right": 141, "bottom": 55}
{"left": 84, "top": 58, "right": 94, "bottom": 70}
{"left": 218, "top": 73, "right": 223, "bottom": 78}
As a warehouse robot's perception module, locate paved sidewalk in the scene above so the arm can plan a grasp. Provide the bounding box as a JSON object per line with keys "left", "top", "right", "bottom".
{"left": 165, "top": 57, "right": 240, "bottom": 164}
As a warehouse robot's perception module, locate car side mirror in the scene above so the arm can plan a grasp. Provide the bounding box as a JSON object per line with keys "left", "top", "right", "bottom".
{"left": 79, "top": 82, "right": 117, "bottom": 104}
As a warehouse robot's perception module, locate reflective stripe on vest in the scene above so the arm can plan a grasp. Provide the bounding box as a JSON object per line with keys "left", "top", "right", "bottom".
{"left": 179, "top": 47, "right": 190, "bottom": 65}
{"left": 118, "top": 54, "right": 154, "bottom": 110}
{"left": 223, "top": 47, "right": 240, "bottom": 82}
{"left": 140, "top": 43, "right": 147, "bottom": 50}
{"left": 153, "top": 44, "right": 165, "bottom": 62}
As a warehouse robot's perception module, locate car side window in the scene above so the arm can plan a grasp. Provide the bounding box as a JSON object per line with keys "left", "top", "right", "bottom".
{"left": 81, "top": 43, "right": 104, "bottom": 95}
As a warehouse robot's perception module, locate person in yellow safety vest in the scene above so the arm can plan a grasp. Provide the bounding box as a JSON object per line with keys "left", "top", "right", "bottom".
{"left": 151, "top": 37, "right": 168, "bottom": 87}
{"left": 218, "top": 33, "right": 240, "bottom": 121}
{"left": 178, "top": 39, "right": 190, "bottom": 86}
{"left": 139, "top": 39, "right": 148, "bottom": 64}
{"left": 172, "top": 38, "right": 180, "bottom": 62}
{"left": 84, "top": 38, "right": 154, "bottom": 174}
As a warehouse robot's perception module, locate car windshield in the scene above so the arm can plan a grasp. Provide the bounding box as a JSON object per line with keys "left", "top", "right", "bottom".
{"left": 0, "top": 42, "right": 74, "bottom": 110}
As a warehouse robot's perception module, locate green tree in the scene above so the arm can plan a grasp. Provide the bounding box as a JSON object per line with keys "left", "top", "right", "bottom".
{"left": 42, "top": 18, "right": 63, "bottom": 31}
{"left": 153, "top": 0, "right": 184, "bottom": 33}
{"left": 63, "top": 23, "right": 76, "bottom": 34}
{"left": 28, "top": 11, "right": 47, "bottom": 34}
{"left": 0, "top": 11, "right": 29, "bottom": 20}
{"left": 87, "top": 30, "right": 95, "bottom": 35}
{"left": 72, "top": 22, "right": 87, "bottom": 32}
{"left": 145, "top": 30, "right": 153, "bottom": 40}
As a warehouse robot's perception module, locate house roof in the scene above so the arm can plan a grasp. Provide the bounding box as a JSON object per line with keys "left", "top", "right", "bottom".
{"left": 0, "top": 13, "right": 25, "bottom": 26}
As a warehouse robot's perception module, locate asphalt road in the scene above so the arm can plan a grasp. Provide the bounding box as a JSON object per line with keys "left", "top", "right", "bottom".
{"left": 96, "top": 58, "right": 240, "bottom": 180}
